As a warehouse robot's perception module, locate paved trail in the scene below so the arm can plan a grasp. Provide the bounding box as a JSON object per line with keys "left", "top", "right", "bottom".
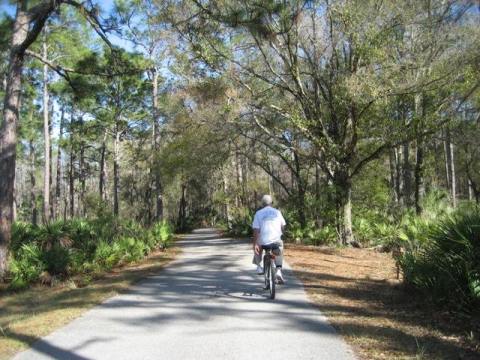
{"left": 15, "top": 229, "right": 356, "bottom": 360}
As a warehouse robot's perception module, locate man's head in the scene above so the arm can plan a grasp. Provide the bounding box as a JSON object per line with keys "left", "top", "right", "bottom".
{"left": 261, "top": 194, "right": 273, "bottom": 207}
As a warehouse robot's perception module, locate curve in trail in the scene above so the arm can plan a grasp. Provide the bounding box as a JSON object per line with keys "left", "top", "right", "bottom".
{"left": 14, "top": 228, "right": 357, "bottom": 360}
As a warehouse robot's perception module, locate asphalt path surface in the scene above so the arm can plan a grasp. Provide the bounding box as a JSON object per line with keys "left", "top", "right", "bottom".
{"left": 14, "top": 228, "right": 357, "bottom": 360}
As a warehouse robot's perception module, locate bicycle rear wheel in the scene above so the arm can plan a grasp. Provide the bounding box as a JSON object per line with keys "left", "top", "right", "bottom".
{"left": 263, "top": 255, "right": 269, "bottom": 289}
{"left": 269, "top": 259, "right": 276, "bottom": 299}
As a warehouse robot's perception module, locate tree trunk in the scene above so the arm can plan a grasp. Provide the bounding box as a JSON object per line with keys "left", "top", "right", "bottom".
{"left": 445, "top": 128, "right": 456, "bottom": 207}
{"left": 49, "top": 99, "right": 54, "bottom": 220}
{"left": 468, "top": 178, "right": 474, "bottom": 202}
{"left": 55, "top": 107, "right": 65, "bottom": 219}
{"left": 177, "top": 183, "right": 187, "bottom": 230}
{"left": 334, "top": 169, "right": 354, "bottom": 245}
{"left": 78, "top": 116, "right": 85, "bottom": 216}
{"left": 293, "top": 150, "right": 306, "bottom": 227}
{"left": 234, "top": 151, "right": 240, "bottom": 207}
{"left": 99, "top": 130, "right": 107, "bottom": 201}
{"left": 342, "top": 185, "right": 353, "bottom": 245}
{"left": 450, "top": 139, "right": 457, "bottom": 208}
{"left": 414, "top": 137, "right": 425, "bottom": 215}
{"left": 389, "top": 148, "right": 399, "bottom": 203}
{"left": 29, "top": 141, "right": 38, "bottom": 225}
{"left": 42, "top": 33, "right": 51, "bottom": 223}
{"left": 241, "top": 154, "right": 248, "bottom": 207}
{"left": 222, "top": 168, "right": 231, "bottom": 228}
{"left": 0, "top": 4, "right": 29, "bottom": 279}
{"left": 13, "top": 174, "right": 17, "bottom": 223}
{"left": 113, "top": 124, "right": 120, "bottom": 217}
{"left": 443, "top": 129, "right": 451, "bottom": 190}
{"left": 69, "top": 149, "right": 75, "bottom": 218}
{"left": 396, "top": 146, "right": 403, "bottom": 204}
{"left": 151, "top": 69, "right": 164, "bottom": 222}
{"left": 402, "top": 142, "right": 412, "bottom": 207}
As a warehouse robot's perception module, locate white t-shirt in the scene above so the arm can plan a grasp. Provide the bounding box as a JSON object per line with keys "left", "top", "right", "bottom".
{"left": 252, "top": 206, "right": 286, "bottom": 245}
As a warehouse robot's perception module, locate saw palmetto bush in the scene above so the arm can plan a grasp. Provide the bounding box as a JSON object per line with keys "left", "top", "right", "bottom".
{"left": 8, "top": 218, "right": 174, "bottom": 289}
{"left": 401, "top": 206, "right": 480, "bottom": 310}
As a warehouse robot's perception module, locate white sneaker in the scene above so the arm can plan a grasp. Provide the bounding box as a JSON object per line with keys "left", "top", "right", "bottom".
{"left": 256, "top": 265, "right": 264, "bottom": 275}
{"left": 276, "top": 268, "right": 285, "bottom": 284}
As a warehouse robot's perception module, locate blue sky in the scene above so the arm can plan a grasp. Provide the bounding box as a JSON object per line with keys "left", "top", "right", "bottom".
{"left": 0, "top": 0, "right": 133, "bottom": 50}
{"left": 0, "top": 0, "right": 116, "bottom": 16}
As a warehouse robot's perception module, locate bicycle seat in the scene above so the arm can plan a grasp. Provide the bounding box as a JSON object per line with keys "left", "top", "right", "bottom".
{"left": 261, "top": 243, "right": 280, "bottom": 250}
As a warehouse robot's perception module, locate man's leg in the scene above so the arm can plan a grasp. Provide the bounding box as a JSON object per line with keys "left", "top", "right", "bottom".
{"left": 273, "top": 240, "right": 284, "bottom": 267}
{"left": 252, "top": 248, "right": 263, "bottom": 275}
{"left": 273, "top": 240, "right": 285, "bottom": 283}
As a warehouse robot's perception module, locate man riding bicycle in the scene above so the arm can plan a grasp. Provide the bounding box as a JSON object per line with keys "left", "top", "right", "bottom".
{"left": 252, "top": 194, "right": 286, "bottom": 284}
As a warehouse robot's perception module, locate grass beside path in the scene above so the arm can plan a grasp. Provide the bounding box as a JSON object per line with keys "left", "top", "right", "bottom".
{"left": 285, "top": 245, "right": 480, "bottom": 360}
{"left": 0, "top": 246, "right": 179, "bottom": 360}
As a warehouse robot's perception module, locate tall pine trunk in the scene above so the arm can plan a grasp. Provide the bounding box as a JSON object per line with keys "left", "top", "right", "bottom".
{"left": 443, "top": 128, "right": 451, "bottom": 190}
{"left": 113, "top": 122, "right": 120, "bottom": 217}
{"left": 42, "top": 32, "right": 51, "bottom": 223}
{"left": 414, "top": 94, "right": 425, "bottom": 215}
{"left": 222, "top": 168, "right": 231, "bottom": 228}
{"left": 54, "top": 108, "right": 64, "bottom": 219}
{"left": 468, "top": 179, "right": 474, "bottom": 202}
{"left": 177, "top": 183, "right": 187, "bottom": 231}
{"left": 0, "top": 4, "right": 29, "bottom": 278}
{"left": 402, "top": 142, "right": 412, "bottom": 207}
{"left": 49, "top": 99, "right": 53, "bottom": 220}
{"left": 152, "top": 69, "right": 163, "bottom": 222}
{"left": 69, "top": 115, "right": 75, "bottom": 218}
{"left": 444, "top": 128, "right": 456, "bottom": 207}
{"left": 414, "top": 138, "right": 425, "bottom": 214}
{"left": 29, "top": 140, "right": 38, "bottom": 226}
{"left": 78, "top": 117, "right": 86, "bottom": 217}
{"left": 389, "top": 148, "right": 398, "bottom": 203}
{"left": 99, "top": 130, "right": 108, "bottom": 201}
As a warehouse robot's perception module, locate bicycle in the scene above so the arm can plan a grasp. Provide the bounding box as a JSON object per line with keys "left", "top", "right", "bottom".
{"left": 262, "top": 243, "right": 279, "bottom": 299}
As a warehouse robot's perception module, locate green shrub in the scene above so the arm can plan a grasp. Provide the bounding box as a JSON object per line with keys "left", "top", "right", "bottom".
{"left": 400, "top": 206, "right": 480, "bottom": 310}
{"left": 117, "top": 237, "right": 147, "bottom": 263}
{"left": 304, "top": 225, "right": 337, "bottom": 246}
{"left": 8, "top": 217, "right": 175, "bottom": 289}
{"left": 151, "top": 221, "right": 173, "bottom": 249}
{"left": 372, "top": 223, "right": 399, "bottom": 246}
{"left": 284, "top": 221, "right": 337, "bottom": 246}
{"left": 69, "top": 249, "right": 88, "bottom": 274}
{"left": 353, "top": 217, "right": 375, "bottom": 244}
{"left": 93, "top": 241, "right": 119, "bottom": 271}
{"left": 35, "top": 221, "right": 66, "bottom": 249}
{"left": 284, "top": 220, "right": 305, "bottom": 242}
{"left": 11, "top": 222, "right": 38, "bottom": 253}
{"left": 67, "top": 219, "right": 96, "bottom": 258}
{"left": 42, "top": 244, "right": 70, "bottom": 276}
{"left": 227, "top": 207, "right": 253, "bottom": 237}
{"left": 9, "top": 244, "right": 45, "bottom": 289}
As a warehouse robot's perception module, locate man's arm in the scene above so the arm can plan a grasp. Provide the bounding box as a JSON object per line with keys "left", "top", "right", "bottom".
{"left": 253, "top": 228, "right": 260, "bottom": 254}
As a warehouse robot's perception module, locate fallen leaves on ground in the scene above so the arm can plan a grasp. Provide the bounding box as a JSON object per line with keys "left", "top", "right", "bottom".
{"left": 285, "top": 245, "right": 480, "bottom": 360}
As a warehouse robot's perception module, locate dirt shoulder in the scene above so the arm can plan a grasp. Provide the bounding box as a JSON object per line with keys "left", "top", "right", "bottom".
{"left": 285, "top": 245, "right": 480, "bottom": 360}
{"left": 0, "top": 247, "right": 179, "bottom": 360}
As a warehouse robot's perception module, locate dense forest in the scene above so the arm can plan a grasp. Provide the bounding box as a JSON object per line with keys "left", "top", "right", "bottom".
{"left": 0, "top": 0, "right": 479, "bottom": 309}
